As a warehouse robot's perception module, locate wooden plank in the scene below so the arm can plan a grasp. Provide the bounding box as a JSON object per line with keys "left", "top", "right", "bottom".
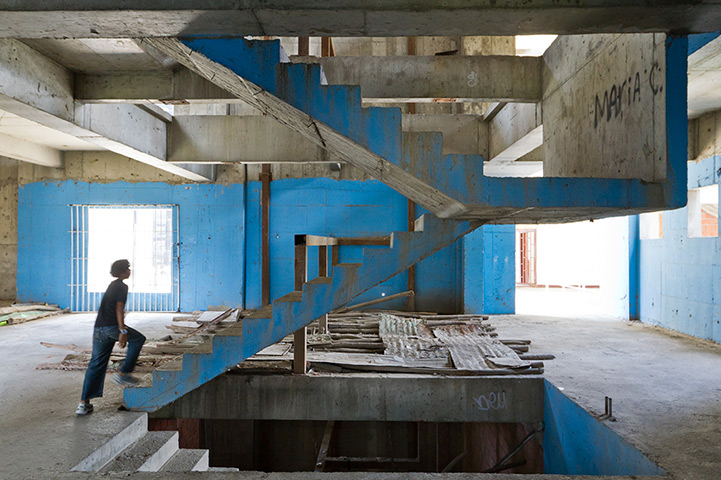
{"left": 293, "top": 327, "right": 307, "bottom": 374}
{"left": 319, "top": 245, "right": 328, "bottom": 277}
{"left": 304, "top": 235, "right": 339, "bottom": 246}
{"left": 331, "top": 244, "right": 339, "bottom": 266}
{"left": 314, "top": 420, "right": 335, "bottom": 472}
{"left": 298, "top": 37, "right": 309, "bottom": 56}
{"left": 336, "top": 290, "right": 414, "bottom": 313}
{"left": 407, "top": 198, "right": 416, "bottom": 311}
{"left": 261, "top": 163, "right": 271, "bottom": 306}
{"left": 336, "top": 236, "right": 391, "bottom": 246}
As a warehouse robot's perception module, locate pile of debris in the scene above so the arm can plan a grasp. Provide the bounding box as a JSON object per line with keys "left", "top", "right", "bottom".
{"left": 239, "top": 311, "right": 553, "bottom": 376}
{"left": 36, "top": 309, "right": 552, "bottom": 377}
{"left": 0, "top": 303, "right": 67, "bottom": 326}
{"left": 36, "top": 308, "right": 242, "bottom": 372}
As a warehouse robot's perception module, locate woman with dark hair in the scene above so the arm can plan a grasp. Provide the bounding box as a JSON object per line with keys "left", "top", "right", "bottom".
{"left": 76, "top": 259, "right": 146, "bottom": 415}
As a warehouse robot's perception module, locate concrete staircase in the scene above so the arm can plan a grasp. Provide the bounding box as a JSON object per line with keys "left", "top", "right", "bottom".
{"left": 72, "top": 413, "right": 219, "bottom": 473}
{"left": 124, "top": 214, "right": 477, "bottom": 411}
{"left": 119, "top": 35, "right": 685, "bottom": 412}
{"left": 145, "top": 36, "right": 688, "bottom": 224}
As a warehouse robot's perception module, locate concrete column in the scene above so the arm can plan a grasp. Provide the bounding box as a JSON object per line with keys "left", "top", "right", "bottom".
{"left": 628, "top": 215, "right": 640, "bottom": 320}
{"left": 0, "top": 157, "right": 17, "bottom": 300}
{"left": 463, "top": 225, "right": 515, "bottom": 315}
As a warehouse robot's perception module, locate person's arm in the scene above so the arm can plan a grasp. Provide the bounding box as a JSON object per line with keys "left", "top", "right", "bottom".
{"left": 116, "top": 301, "right": 127, "bottom": 348}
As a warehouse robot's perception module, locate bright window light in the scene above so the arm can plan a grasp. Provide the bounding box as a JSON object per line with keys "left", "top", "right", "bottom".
{"left": 515, "top": 35, "right": 557, "bottom": 56}
{"left": 688, "top": 185, "right": 719, "bottom": 238}
{"left": 87, "top": 207, "right": 174, "bottom": 293}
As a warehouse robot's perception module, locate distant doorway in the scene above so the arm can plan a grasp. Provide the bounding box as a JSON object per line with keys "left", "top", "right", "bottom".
{"left": 515, "top": 218, "right": 630, "bottom": 319}
{"left": 70, "top": 205, "right": 179, "bottom": 312}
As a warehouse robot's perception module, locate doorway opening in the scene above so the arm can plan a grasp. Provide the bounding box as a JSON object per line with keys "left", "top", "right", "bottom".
{"left": 70, "top": 204, "right": 179, "bottom": 312}
{"left": 515, "top": 218, "right": 629, "bottom": 319}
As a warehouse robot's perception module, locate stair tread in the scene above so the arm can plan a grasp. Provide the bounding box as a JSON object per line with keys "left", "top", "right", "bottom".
{"left": 160, "top": 449, "right": 209, "bottom": 472}
{"left": 307, "top": 276, "right": 333, "bottom": 285}
{"left": 276, "top": 290, "right": 303, "bottom": 303}
{"left": 102, "top": 431, "right": 178, "bottom": 473}
{"left": 246, "top": 305, "right": 273, "bottom": 319}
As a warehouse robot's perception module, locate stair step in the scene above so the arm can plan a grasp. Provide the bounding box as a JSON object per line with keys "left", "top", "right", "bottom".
{"left": 71, "top": 413, "right": 148, "bottom": 472}
{"left": 307, "top": 276, "right": 333, "bottom": 285}
{"left": 101, "top": 431, "right": 178, "bottom": 472}
{"left": 160, "top": 449, "right": 209, "bottom": 472}
{"left": 276, "top": 290, "right": 304, "bottom": 303}
{"left": 247, "top": 305, "right": 272, "bottom": 319}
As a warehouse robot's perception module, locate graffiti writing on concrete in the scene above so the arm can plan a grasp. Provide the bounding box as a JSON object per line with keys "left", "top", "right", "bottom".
{"left": 473, "top": 391, "right": 507, "bottom": 411}
{"left": 593, "top": 62, "right": 663, "bottom": 129}
{"left": 467, "top": 71, "right": 479, "bottom": 88}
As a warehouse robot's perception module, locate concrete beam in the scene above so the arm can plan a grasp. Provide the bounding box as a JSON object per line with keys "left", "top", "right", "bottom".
{"left": 293, "top": 56, "right": 542, "bottom": 103}
{"left": 168, "top": 115, "right": 341, "bottom": 164}
{"left": 0, "top": 3, "right": 720, "bottom": 37}
{"left": 0, "top": 38, "right": 211, "bottom": 181}
{"left": 76, "top": 70, "right": 238, "bottom": 104}
{"left": 487, "top": 103, "right": 543, "bottom": 164}
{"left": 156, "top": 374, "right": 544, "bottom": 424}
{"left": 0, "top": 132, "right": 62, "bottom": 168}
{"left": 402, "top": 114, "right": 487, "bottom": 157}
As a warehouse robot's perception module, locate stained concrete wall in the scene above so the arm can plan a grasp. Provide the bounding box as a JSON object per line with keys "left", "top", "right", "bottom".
{"left": 0, "top": 156, "right": 18, "bottom": 300}
{"left": 543, "top": 34, "right": 668, "bottom": 181}
{"left": 639, "top": 156, "right": 721, "bottom": 342}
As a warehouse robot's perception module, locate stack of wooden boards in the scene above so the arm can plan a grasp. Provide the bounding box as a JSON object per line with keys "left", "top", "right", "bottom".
{"left": 239, "top": 311, "right": 553, "bottom": 376}
{"left": 0, "top": 303, "right": 67, "bottom": 326}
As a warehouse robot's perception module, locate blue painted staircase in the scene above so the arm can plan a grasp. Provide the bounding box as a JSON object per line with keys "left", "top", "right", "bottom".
{"left": 124, "top": 215, "right": 477, "bottom": 410}
{"left": 124, "top": 35, "right": 688, "bottom": 410}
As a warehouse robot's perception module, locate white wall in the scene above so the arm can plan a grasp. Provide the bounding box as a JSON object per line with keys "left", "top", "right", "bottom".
{"left": 534, "top": 217, "right": 629, "bottom": 318}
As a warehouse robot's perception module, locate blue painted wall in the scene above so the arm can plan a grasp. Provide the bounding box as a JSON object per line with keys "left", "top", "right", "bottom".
{"left": 17, "top": 181, "right": 245, "bottom": 312}
{"left": 17, "top": 178, "right": 515, "bottom": 314}
{"left": 638, "top": 156, "right": 721, "bottom": 342}
{"left": 543, "top": 381, "right": 664, "bottom": 476}
{"left": 463, "top": 225, "right": 515, "bottom": 315}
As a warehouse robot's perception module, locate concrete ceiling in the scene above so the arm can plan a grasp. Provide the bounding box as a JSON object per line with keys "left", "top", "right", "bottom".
{"left": 21, "top": 38, "right": 170, "bottom": 74}
{"left": 1, "top": 2, "right": 721, "bottom": 37}
{"left": 688, "top": 36, "right": 721, "bottom": 119}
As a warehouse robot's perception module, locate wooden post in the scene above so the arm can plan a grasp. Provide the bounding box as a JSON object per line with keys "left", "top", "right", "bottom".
{"left": 319, "top": 245, "right": 328, "bottom": 277}
{"left": 294, "top": 235, "right": 307, "bottom": 374}
{"left": 321, "top": 37, "right": 335, "bottom": 57}
{"left": 331, "top": 244, "right": 339, "bottom": 267}
{"left": 261, "top": 164, "right": 271, "bottom": 306}
{"left": 298, "top": 37, "right": 309, "bottom": 56}
{"left": 407, "top": 199, "right": 416, "bottom": 311}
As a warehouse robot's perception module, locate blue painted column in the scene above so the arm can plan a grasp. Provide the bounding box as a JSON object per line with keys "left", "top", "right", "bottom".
{"left": 628, "top": 215, "right": 640, "bottom": 320}
{"left": 463, "top": 225, "right": 515, "bottom": 314}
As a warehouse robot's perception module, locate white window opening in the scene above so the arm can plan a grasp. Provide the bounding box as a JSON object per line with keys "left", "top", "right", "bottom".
{"left": 70, "top": 205, "right": 179, "bottom": 312}
{"left": 639, "top": 212, "right": 663, "bottom": 240}
{"left": 688, "top": 185, "right": 719, "bottom": 238}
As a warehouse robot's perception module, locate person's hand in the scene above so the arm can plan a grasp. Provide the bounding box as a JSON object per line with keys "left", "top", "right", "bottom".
{"left": 118, "top": 333, "right": 127, "bottom": 348}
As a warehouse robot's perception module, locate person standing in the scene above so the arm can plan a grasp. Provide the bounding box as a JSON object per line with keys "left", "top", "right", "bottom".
{"left": 76, "top": 259, "right": 146, "bottom": 415}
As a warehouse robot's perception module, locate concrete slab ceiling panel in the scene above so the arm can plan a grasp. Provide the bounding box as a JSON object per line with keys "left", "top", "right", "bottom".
{"left": 1, "top": 2, "right": 721, "bottom": 37}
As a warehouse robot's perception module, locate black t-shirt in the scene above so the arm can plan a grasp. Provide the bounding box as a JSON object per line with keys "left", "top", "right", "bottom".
{"left": 94, "top": 279, "right": 128, "bottom": 327}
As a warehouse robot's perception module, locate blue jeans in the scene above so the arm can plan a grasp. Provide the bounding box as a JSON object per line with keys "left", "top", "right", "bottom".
{"left": 80, "top": 325, "right": 146, "bottom": 401}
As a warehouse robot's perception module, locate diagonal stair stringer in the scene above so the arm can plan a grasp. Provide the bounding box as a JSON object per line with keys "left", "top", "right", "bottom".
{"left": 124, "top": 215, "right": 480, "bottom": 411}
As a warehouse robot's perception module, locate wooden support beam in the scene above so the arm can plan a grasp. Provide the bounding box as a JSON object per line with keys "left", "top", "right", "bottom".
{"left": 314, "top": 420, "right": 335, "bottom": 472}
{"left": 331, "top": 245, "right": 339, "bottom": 267}
{"left": 298, "top": 37, "right": 309, "bottom": 56}
{"left": 319, "top": 245, "right": 328, "bottom": 277}
{"left": 294, "top": 237, "right": 308, "bottom": 374}
{"left": 408, "top": 199, "right": 416, "bottom": 311}
{"left": 261, "top": 164, "right": 271, "bottom": 306}
{"left": 321, "top": 37, "right": 335, "bottom": 57}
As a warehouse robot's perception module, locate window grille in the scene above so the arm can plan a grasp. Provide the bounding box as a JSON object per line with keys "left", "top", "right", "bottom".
{"left": 69, "top": 204, "right": 180, "bottom": 312}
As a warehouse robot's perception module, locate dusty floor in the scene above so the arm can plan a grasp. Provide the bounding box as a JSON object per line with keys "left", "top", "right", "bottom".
{"left": 0, "top": 311, "right": 719, "bottom": 479}
{"left": 494, "top": 314, "right": 721, "bottom": 480}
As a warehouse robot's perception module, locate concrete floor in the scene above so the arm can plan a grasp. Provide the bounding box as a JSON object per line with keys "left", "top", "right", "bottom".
{"left": 0, "top": 311, "right": 719, "bottom": 479}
